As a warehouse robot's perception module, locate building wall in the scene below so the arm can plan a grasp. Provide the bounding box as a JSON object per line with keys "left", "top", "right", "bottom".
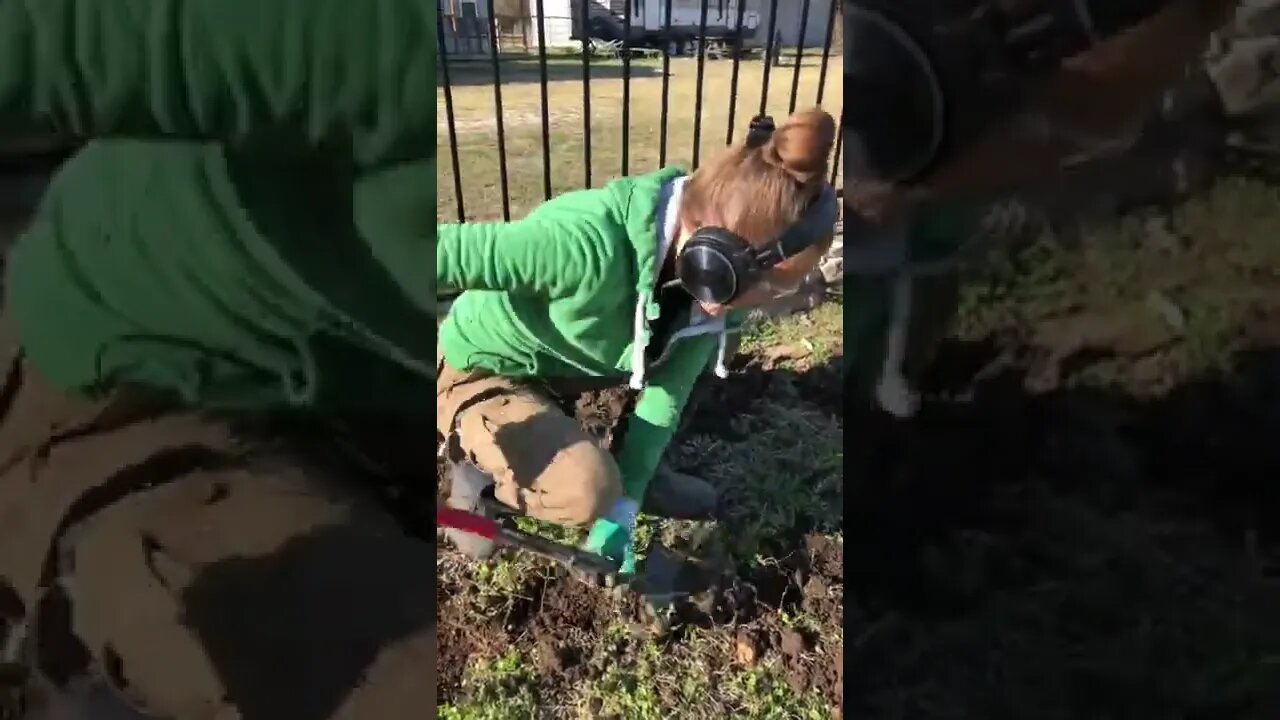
{"left": 533, "top": 0, "right": 576, "bottom": 47}
{"left": 440, "top": 0, "right": 493, "bottom": 56}
{"left": 440, "top": 0, "right": 579, "bottom": 54}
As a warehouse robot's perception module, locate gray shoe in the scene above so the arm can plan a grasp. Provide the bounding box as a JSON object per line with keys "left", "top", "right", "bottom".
{"left": 818, "top": 236, "right": 844, "bottom": 286}
{"left": 641, "top": 464, "right": 720, "bottom": 521}
{"left": 443, "top": 463, "right": 499, "bottom": 560}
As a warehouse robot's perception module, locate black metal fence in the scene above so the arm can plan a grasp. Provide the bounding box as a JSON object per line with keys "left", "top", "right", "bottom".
{"left": 438, "top": 0, "right": 843, "bottom": 224}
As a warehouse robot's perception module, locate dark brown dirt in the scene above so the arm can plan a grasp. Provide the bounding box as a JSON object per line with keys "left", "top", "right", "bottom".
{"left": 436, "top": 362, "right": 849, "bottom": 710}
{"left": 840, "top": 314, "right": 1280, "bottom": 718}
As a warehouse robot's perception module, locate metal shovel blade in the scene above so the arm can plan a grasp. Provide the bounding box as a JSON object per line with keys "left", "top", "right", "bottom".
{"left": 631, "top": 542, "right": 720, "bottom": 610}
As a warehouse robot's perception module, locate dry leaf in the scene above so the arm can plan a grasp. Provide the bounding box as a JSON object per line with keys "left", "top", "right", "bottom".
{"left": 734, "top": 630, "right": 759, "bottom": 666}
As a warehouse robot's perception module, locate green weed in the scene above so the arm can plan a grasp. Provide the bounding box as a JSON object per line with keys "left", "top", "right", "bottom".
{"left": 439, "top": 650, "right": 541, "bottom": 720}
{"left": 723, "top": 664, "right": 833, "bottom": 720}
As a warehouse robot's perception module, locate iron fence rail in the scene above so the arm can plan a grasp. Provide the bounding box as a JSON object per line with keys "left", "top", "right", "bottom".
{"left": 438, "top": 0, "right": 843, "bottom": 223}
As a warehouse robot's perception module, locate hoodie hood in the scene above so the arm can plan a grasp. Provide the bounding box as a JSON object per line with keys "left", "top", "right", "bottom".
{"left": 626, "top": 172, "right": 738, "bottom": 389}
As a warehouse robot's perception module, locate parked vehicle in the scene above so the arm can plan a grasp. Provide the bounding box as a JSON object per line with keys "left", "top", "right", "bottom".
{"left": 574, "top": 0, "right": 761, "bottom": 55}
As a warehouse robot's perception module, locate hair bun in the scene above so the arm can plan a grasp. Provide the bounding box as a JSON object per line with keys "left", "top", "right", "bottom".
{"left": 762, "top": 107, "right": 836, "bottom": 186}
{"left": 746, "top": 115, "right": 776, "bottom": 148}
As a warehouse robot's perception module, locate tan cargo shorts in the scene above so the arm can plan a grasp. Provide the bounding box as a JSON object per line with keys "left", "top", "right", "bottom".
{"left": 0, "top": 316, "right": 435, "bottom": 720}
{"left": 435, "top": 353, "right": 623, "bottom": 527}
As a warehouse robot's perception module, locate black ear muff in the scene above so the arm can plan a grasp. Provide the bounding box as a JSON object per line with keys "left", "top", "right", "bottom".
{"left": 844, "top": 4, "right": 945, "bottom": 183}
{"left": 677, "top": 186, "right": 839, "bottom": 306}
{"left": 677, "top": 228, "right": 758, "bottom": 306}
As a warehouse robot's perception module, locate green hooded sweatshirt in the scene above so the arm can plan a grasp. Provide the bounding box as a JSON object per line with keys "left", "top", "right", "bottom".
{"left": 0, "top": 0, "right": 435, "bottom": 411}
{"left": 438, "top": 167, "right": 745, "bottom": 502}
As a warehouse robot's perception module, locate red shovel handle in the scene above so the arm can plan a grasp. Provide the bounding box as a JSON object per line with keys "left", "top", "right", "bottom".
{"left": 437, "top": 506, "right": 501, "bottom": 540}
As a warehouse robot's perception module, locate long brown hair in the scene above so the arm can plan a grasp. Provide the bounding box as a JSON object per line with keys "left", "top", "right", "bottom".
{"left": 679, "top": 107, "right": 837, "bottom": 253}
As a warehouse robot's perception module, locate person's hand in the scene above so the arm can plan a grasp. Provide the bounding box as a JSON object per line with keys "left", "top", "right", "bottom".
{"left": 583, "top": 517, "right": 637, "bottom": 577}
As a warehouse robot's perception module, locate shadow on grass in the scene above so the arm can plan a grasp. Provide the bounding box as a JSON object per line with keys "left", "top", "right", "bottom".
{"left": 182, "top": 521, "right": 434, "bottom": 720}
{"left": 643, "top": 351, "right": 846, "bottom": 612}
{"left": 683, "top": 352, "right": 844, "bottom": 527}
{"left": 842, "top": 336, "right": 1280, "bottom": 719}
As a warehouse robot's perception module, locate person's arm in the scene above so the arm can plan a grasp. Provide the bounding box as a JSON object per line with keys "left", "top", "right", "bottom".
{"left": 437, "top": 191, "right": 623, "bottom": 299}
{"left": 584, "top": 333, "right": 718, "bottom": 572}
{"left": 352, "top": 157, "right": 438, "bottom": 318}
{"left": 0, "top": 0, "right": 430, "bottom": 167}
{"left": 613, "top": 339, "right": 715, "bottom": 500}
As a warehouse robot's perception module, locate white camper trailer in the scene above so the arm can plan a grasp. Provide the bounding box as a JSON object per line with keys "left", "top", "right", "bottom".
{"left": 576, "top": 0, "right": 762, "bottom": 55}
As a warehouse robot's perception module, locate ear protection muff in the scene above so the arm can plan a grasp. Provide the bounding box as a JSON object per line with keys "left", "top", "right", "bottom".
{"left": 843, "top": 0, "right": 1180, "bottom": 185}
{"left": 677, "top": 183, "right": 840, "bottom": 306}
{"left": 843, "top": 3, "right": 947, "bottom": 184}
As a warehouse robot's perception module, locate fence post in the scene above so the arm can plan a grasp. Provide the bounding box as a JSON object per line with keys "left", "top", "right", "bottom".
{"left": 815, "top": 0, "right": 838, "bottom": 107}
{"left": 789, "top": 0, "right": 814, "bottom": 114}
{"left": 486, "top": 0, "right": 512, "bottom": 221}
{"left": 726, "top": 0, "right": 750, "bottom": 145}
{"left": 579, "top": 0, "right": 593, "bottom": 188}
{"left": 760, "top": 0, "right": 782, "bottom": 116}
{"left": 437, "top": 9, "right": 466, "bottom": 222}
{"left": 830, "top": 113, "right": 844, "bottom": 186}
{"left": 622, "top": 0, "right": 633, "bottom": 177}
{"left": 658, "top": 0, "right": 675, "bottom": 168}
{"left": 692, "top": 0, "right": 711, "bottom": 169}
{"left": 535, "top": 0, "right": 553, "bottom": 201}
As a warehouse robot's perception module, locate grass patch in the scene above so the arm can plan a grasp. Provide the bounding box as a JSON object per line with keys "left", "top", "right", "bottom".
{"left": 578, "top": 632, "right": 667, "bottom": 720}
{"left": 669, "top": 401, "right": 842, "bottom": 561}
{"left": 466, "top": 554, "right": 550, "bottom": 608}
{"left": 740, "top": 299, "right": 843, "bottom": 367}
{"left": 574, "top": 628, "right": 834, "bottom": 720}
{"left": 956, "top": 177, "right": 1280, "bottom": 389}
{"left": 439, "top": 650, "right": 541, "bottom": 720}
{"left": 722, "top": 664, "right": 834, "bottom": 720}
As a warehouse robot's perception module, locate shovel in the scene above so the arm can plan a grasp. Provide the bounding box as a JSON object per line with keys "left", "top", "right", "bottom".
{"left": 437, "top": 506, "right": 621, "bottom": 586}
{"left": 436, "top": 507, "right": 719, "bottom": 604}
